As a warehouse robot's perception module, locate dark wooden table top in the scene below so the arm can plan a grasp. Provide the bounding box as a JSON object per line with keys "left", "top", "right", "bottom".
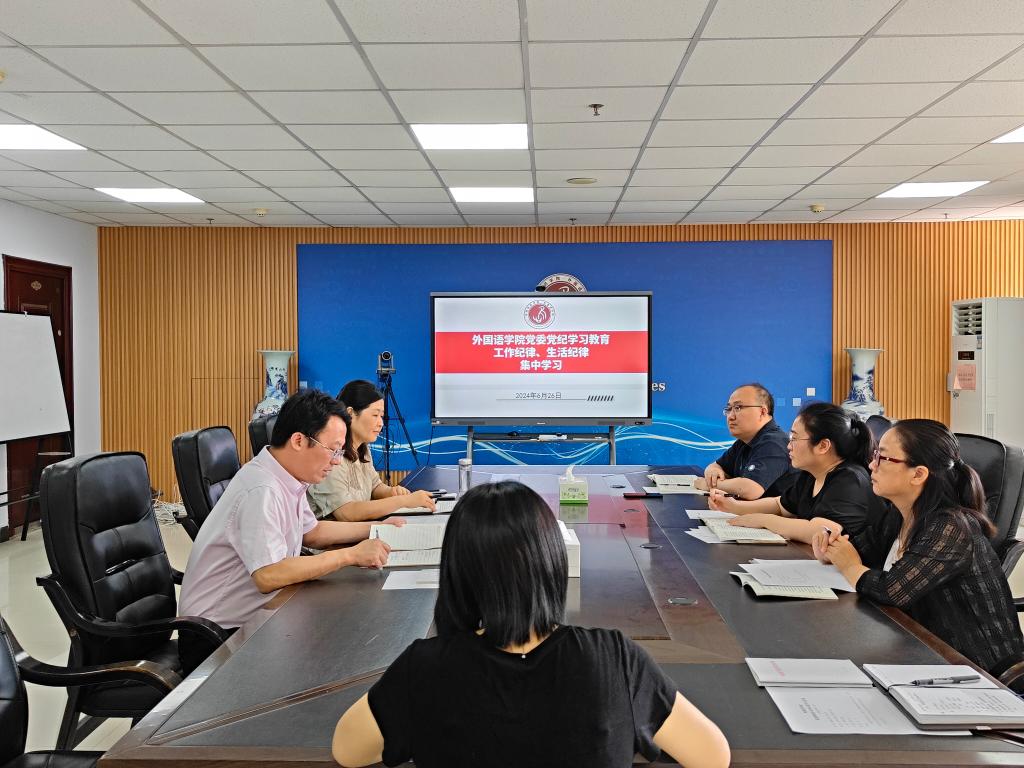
{"left": 100, "top": 465, "right": 1024, "bottom": 768}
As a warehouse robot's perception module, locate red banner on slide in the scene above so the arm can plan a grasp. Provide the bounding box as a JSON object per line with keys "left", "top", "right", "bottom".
{"left": 434, "top": 331, "right": 648, "bottom": 374}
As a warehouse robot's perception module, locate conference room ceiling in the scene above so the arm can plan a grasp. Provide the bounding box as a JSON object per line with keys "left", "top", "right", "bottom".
{"left": 1, "top": 0, "right": 1024, "bottom": 227}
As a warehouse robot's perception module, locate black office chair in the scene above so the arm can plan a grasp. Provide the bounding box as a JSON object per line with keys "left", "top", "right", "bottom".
{"left": 865, "top": 414, "right": 892, "bottom": 444}
{"left": 172, "top": 426, "right": 240, "bottom": 541}
{"left": 0, "top": 611, "right": 178, "bottom": 768}
{"left": 37, "top": 452, "right": 228, "bottom": 748}
{"left": 248, "top": 414, "right": 277, "bottom": 456}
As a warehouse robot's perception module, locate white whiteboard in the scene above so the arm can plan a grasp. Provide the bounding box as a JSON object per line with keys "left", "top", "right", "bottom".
{"left": 0, "top": 313, "right": 70, "bottom": 442}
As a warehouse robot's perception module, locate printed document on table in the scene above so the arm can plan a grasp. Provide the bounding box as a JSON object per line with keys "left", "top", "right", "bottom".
{"left": 385, "top": 549, "right": 442, "bottom": 567}
{"left": 686, "top": 509, "right": 736, "bottom": 520}
{"left": 739, "top": 560, "right": 855, "bottom": 592}
{"left": 382, "top": 569, "right": 440, "bottom": 590}
{"left": 863, "top": 664, "right": 997, "bottom": 691}
{"left": 370, "top": 522, "right": 445, "bottom": 550}
{"left": 766, "top": 687, "right": 967, "bottom": 735}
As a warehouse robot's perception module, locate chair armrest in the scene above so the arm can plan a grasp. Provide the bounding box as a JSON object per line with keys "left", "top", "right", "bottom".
{"left": 1003, "top": 540, "right": 1024, "bottom": 579}
{"left": 171, "top": 568, "right": 184, "bottom": 585}
{"left": 37, "top": 574, "right": 229, "bottom": 646}
{"left": 18, "top": 654, "right": 181, "bottom": 692}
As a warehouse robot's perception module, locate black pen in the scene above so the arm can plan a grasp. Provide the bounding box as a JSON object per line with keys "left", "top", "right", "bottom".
{"left": 910, "top": 674, "right": 980, "bottom": 686}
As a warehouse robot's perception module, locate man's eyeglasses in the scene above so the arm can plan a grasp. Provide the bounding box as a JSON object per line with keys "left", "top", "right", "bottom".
{"left": 723, "top": 404, "right": 762, "bottom": 416}
{"left": 872, "top": 448, "right": 908, "bottom": 465}
{"left": 307, "top": 434, "right": 345, "bottom": 462}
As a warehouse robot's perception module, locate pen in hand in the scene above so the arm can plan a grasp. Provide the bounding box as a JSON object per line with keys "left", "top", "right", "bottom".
{"left": 910, "top": 674, "right": 981, "bottom": 686}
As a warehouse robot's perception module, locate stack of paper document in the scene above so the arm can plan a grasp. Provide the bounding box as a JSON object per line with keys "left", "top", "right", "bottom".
{"left": 647, "top": 473, "right": 703, "bottom": 494}
{"left": 730, "top": 571, "right": 836, "bottom": 600}
{"left": 705, "top": 519, "right": 786, "bottom": 544}
{"left": 746, "top": 658, "right": 872, "bottom": 688}
{"left": 370, "top": 522, "right": 446, "bottom": 567}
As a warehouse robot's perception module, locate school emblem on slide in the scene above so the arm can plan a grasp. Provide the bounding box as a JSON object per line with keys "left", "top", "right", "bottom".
{"left": 536, "top": 273, "right": 586, "bottom": 292}
{"left": 524, "top": 300, "right": 555, "bottom": 328}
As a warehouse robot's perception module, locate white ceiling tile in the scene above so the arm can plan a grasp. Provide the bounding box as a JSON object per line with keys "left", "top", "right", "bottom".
{"left": 879, "top": 116, "right": 1024, "bottom": 144}
{"left": 535, "top": 169, "right": 629, "bottom": 186}
{"left": 1, "top": 0, "right": 176, "bottom": 45}
{"left": 540, "top": 213, "right": 610, "bottom": 224}
{"left": 764, "top": 117, "right": 901, "bottom": 145}
{"left": 269, "top": 186, "right": 364, "bottom": 201}
{"left": 531, "top": 87, "right": 665, "bottom": 123}
{"left": 844, "top": 144, "right": 972, "bottom": 166}
{"left": 217, "top": 201, "right": 302, "bottom": 214}
{"left": 0, "top": 150, "right": 130, "bottom": 172}
{"left": 742, "top": 144, "right": 859, "bottom": 167}
{"left": 533, "top": 122, "right": 651, "bottom": 149}
{"left": 923, "top": 82, "right": 1024, "bottom": 117}
{"left": 184, "top": 185, "right": 284, "bottom": 199}
{"left": 663, "top": 85, "right": 807, "bottom": 119}
{"left": 9, "top": 186, "right": 111, "bottom": 200}
{"left": 622, "top": 185, "right": 711, "bottom": 200}
{"left": 912, "top": 165, "right": 1013, "bottom": 183}
{"left": 708, "top": 184, "right": 804, "bottom": 199}
{"left": 726, "top": 166, "right": 828, "bottom": 184}
{"left": 682, "top": 212, "right": 755, "bottom": 222}
{"left": 830, "top": 36, "right": 1024, "bottom": 83}
{"left": 457, "top": 202, "right": 535, "bottom": 214}
{"left": 0, "top": 49, "right": 90, "bottom": 90}
{"left": 200, "top": 45, "right": 374, "bottom": 90}
{"left": 617, "top": 200, "right": 696, "bottom": 213}
{"left": 242, "top": 214, "right": 326, "bottom": 226}
{"left": 792, "top": 83, "right": 955, "bottom": 118}
{"left": 439, "top": 169, "right": 533, "bottom": 186}
{"left": 54, "top": 170, "right": 162, "bottom": 187}
{"left": 288, "top": 124, "right": 415, "bottom": 150}
{"left": 377, "top": 202, "right": 458, "bottom": 214}
{"left": 338, "top": 0, "right": 519, "bottom": 42}
{"left": 880, "top": 0, "right": 1024, "bottom": 34}
{"left": 632, "top": 168, "right": 730, "bottom": 186}
{"left": 345, "top": 170, "right": 441, "bottom": 186}
{"left": 0, "top": 92, "right": 146, "bottom": 124}
{"left": 39, "top": 47, "right": 231, "bottom": 91}
{"left": 650, "top": 120, "right": 775, "bottom": 147}
{"left": 826, "top": 209, "right": 918, "bottom": 221}
{"left": 320, "top": 150, "right": 429, "bottom": 170}
{"left": 209, "top": 150, "right": 328, "bottom": 170}
{"left": 817, "top": 165, "right": 930, "bottom": 184}
{"left": 536, "top": 186, "right": 623, "bottom": 201}
{"left": 295, "top": 201, "right": 381, "bottom": 214}
{"left": 391, "top": 90, "right": 525, "bottom": 123}
{"left": 537, "top": 201, "right": 616, "bottom": 214}
{"left": 947, "top": 143, "right": 1024, "bottom": 165}
{"left": 530, "top": 41, "right": 688, "bottom": 87}
{"left": 463, "top": 214, "right": 537, "bottom": 225}
{"left": 252, "top": 91, "right": 397, "bottom": 124}
{"left": 706, "top": 0, "right": 896, "bottom": 37}
{"left": 534, "top": 148, "right": 638, "bottom": 170}
{"left": 980, "top": 48, "right": 1024, "bottom": 81}
{"left": 681, "top": 38, "right": 856, "bottom": 85}
{"left": 103, "top": 150, "right": 229, "bottom": 171}
{"left": 426, "top": 151, "right": 531, "bottom": 170}
{"left": 390, "top": 215, "right": 464, "bottom": 225}
{"left": 42, "top": 125, "right": 191, "bottom": 150}
{"left": 142, "top": 0, "right": 349, "bottom": 44}
{"left": 526, "top": 0, "right": 702, "bottom": 40}
{"left": 693, "top": 199, "right": 781, "bottom": 212}
{"left": 151, "top": 170, "right": 260, "bottom": 187}
{"left": 365, "top": 43, "right": 523, "bottom": 89}
{"left": 794, "top": 183, "right": 892, "bottom": 198}
{"left": 361, "top": 187, "right": 453, "bottom": 202}
{"left": 167, "top": 125, "right": 303, "bottom": 150}
{"left": 114, "top": 92, "right": 271, "bottom": 124}
{"left": 245, "top": 170, "right": 344, "bottom": 186}
{"left": 639, "top": 146, "right": 747, "bottom": 168}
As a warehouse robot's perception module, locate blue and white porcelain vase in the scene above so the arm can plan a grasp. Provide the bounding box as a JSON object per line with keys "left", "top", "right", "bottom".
{"left": 253, "top": 349, "right": 293, "bottom": 420}
{"left": 841, "top": 347, "right": 885, "bottom": 418}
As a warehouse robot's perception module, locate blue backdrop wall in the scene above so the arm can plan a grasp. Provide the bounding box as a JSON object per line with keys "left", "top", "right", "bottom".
{"left": 297, "top": 240, "right": 832, "bottom": 470}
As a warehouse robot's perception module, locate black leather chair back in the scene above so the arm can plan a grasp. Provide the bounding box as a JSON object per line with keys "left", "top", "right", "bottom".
{"left": 956, "top": 433, "right": 1024, "bottom": 558}
{"left": 866, "top": 414, "right": 892, "bottom": 444}
{"left": 40, "top": 452, "right": 176, "bottom": 665}
{"left": 0, "top": 617, "right": 28, "bottom": 765}
{"left": 172, "top": 426, "right": 240, "bottom": 541}
{"left": 248, "top": 414, "right": 277, "bottom": 456}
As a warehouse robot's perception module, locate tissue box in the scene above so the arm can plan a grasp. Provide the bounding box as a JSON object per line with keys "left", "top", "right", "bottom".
{"left": 559, "top": 475, "right": 589, "bottom": 504}
{"left": 558, "top": 520, "right": 581, "bottom": 578}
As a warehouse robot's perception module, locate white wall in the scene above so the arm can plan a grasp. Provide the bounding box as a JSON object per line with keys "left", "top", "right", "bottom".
{"left": 0, "top": 199, "right": 99, "bottom": 531}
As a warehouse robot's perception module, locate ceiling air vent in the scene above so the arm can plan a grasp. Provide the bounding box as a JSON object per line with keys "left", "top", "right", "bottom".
{"left": 954, "top": 302, "right": 983, "bottom": 336}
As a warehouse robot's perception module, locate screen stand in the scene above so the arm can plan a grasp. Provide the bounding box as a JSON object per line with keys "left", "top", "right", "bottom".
{"left": 466, "top": 426, "right": 616, "bottom": 465}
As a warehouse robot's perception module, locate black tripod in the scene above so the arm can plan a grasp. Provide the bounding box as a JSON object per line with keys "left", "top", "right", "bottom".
{"left": 377, "top": 360, "right": 418, "bottom": 484}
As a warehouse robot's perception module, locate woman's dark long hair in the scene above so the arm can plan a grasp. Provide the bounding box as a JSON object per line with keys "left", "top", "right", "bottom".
{"left": 434, "top": 481, "right": 567, "bottom": 648}
{"left": 889, "top": 418, "right": 994, "bottom": 542}
{"left": 798, "top": 401, "right": 873, "bottom": 467}
{"left": 336, "top": 379, "right": 383, "bottom": 463}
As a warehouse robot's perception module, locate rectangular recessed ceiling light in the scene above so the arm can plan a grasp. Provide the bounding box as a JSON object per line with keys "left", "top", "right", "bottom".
{"left": 412, "top": 124, "right": 527, "bottom": 150}
{"left": 877, "top": 181, "right": 988, "bottom": 198}
{"left": 449, "top": 187, "right": 534, "bottom": 203}
{"left": 96, "top": 187, "right": 204, "bottom": 203}
{"left": 992, "top": 125, "right": 1024, "bottom": 143}
{"left": 0, "top": 124, "right": 84, "bottom": 150}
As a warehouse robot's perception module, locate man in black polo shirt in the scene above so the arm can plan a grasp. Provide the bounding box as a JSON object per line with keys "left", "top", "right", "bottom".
{"left": 693, "top": 382, "right": 796, "bottom": 499}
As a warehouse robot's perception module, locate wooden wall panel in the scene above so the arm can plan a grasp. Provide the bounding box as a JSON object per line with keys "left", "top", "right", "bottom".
{"left": 99, "top": 222, "right": 1024, "bottom": 498}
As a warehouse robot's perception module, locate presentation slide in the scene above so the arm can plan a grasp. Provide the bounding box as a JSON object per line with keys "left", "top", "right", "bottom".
{"left": 432, "top": 293, "right": 651, "bottom": 424}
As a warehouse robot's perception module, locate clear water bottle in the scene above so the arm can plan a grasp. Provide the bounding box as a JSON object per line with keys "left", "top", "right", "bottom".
{"left": 458, "top": 457, "right": 472, "bottom": 496}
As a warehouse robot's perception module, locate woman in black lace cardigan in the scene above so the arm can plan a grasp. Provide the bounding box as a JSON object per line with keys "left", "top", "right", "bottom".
{"left": 813, "top": 418, "right": 1023, "bottom": 672}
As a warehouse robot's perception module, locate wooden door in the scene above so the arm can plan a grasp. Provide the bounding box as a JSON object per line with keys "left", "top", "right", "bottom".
{"left": 3, "top": 255, "right": 73, "bottom": 535}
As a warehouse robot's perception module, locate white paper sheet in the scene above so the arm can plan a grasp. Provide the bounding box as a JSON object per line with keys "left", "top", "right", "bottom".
{"left": 739, "top": 560, "right": 855, "bottom": 592}
{"left": 382, "top": 569, "right": 440, "bottom": 590}
{"left": 766, "top": 687, "right": 967, "bottom": 735}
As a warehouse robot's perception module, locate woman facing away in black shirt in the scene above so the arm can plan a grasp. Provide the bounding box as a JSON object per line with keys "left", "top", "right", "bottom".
{"left": 331, "top": 481, "right": 729, "bottom": 768}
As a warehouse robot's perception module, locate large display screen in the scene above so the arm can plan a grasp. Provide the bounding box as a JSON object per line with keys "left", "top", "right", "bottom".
{"left": 431, "top": 292, "right": 652, "bottom": 425}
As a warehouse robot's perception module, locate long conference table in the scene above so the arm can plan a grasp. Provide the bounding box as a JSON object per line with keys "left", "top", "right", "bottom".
{"left": 101, "top": 465, "right": 1024, "bottom": 768}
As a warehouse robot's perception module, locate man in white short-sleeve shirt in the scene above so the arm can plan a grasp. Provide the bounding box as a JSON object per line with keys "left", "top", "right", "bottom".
{"left": 178, "top": 389, "right": 403, "bottom": 670}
